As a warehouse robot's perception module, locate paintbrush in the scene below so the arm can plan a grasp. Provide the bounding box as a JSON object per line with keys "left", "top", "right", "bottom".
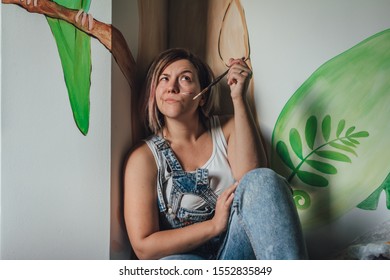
{"left": 192, "top": 68, "right": 229, "bottom": 100}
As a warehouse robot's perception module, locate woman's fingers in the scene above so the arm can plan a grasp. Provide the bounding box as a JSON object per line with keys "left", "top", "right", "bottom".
{"left": 219, "top": 182, "right": 238, "bottom": 207}
{"left": 225, "top": 192, "right": 235, "bottom": 207}
{"left": 227, "top": 58, "right": 252, "bottom": 86}
{"left": 212, "top": 182, "right": 239, "bottom": 233}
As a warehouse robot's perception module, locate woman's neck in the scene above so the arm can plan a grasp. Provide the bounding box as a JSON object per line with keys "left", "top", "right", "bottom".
{"left": 163, "top": 117, "right": 205, "bottom": 143}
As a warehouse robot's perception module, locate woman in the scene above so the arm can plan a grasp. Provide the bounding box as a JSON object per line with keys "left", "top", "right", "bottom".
{"left": 124, "top": 48, "right": 307, "bottom": 260}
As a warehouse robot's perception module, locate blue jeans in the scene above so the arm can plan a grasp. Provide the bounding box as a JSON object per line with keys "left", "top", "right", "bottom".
{"left": 161, "top": 168, "right": 308, "bottom": 260}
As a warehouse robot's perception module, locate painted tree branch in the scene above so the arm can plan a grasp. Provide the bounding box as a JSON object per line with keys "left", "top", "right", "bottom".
{"left": 2, "top": 0, "right": 136, "bottom": 91}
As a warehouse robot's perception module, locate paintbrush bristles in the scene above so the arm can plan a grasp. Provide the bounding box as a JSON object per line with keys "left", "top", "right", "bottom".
{"left": 192, "top": 87, "right": 210, "bottom": 100}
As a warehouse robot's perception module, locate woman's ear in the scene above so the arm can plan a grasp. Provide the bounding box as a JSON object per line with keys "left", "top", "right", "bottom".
{"left": 199, "top": 96, "right": 206, "bottom": 107}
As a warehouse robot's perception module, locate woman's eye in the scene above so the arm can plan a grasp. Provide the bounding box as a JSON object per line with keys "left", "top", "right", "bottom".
{"left": 159, "top": 76, "right": 168, "bottom": 82}
{"left": 181, "top": 75, "right": 191, "bottom": 82}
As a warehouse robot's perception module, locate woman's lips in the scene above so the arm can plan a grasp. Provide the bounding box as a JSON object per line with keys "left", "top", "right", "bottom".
{"left": 164, "top": 98, "right": 180, "bottom": 103}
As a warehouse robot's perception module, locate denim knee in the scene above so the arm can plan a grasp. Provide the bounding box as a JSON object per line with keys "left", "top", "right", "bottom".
{"left": 236, "top": 168, "right": 291, "bottom": 200}
{"left": 227, "top": 168, "right": 307, "bottom": 259}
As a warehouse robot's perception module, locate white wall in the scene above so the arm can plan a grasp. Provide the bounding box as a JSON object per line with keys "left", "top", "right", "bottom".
{"left": 243, "top": 0, "right": 390, "bottom": 258}
{"left": 244, "top": 0, "right": 390, "bottom": 143}
{"left": 1, "top": 2, "right": 112, "bottom": 259}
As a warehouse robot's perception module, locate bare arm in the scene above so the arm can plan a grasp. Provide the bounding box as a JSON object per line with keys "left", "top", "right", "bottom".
{"left": 223, "top": 58, "right": 268, "bottom": 180}
{"left": 124, "top": 143, "right": 237, "bottom": 260}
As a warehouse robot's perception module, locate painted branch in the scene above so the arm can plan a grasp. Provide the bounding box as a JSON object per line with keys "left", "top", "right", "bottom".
{"left": 2, "top": 0, "right": 136, "bottom": 91}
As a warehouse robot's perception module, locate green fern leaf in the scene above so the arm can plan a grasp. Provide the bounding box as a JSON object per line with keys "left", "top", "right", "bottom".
{"left": 305, "top": 116, "right": 317, "bottom": 149}
{"left": 329, "top": 142, "right": 357, "bottom": 156}
{"left": 276, "top": 141, "right": 295, "bottom": 170}
{"left": 341, "top": 139, "right": 356, "bottom": 147}
{"left": 322, "top": 115, "right": 331, "bottom": 142}
{"left": 336, "top": 119, "right": 346, "bottom": 137}
{"left": 315, "top": 150, "right": 352, "bottom": 163}
{"left": 297, "top": 170, "right": 328, "bottom": 187}
{"left": 306, "top": 159, "right": 338, "bottom": 174}
{"left": 345, "top": 126, "right": 356, "bottom": 136}
{"left": 350, "top": 131, "right": 370, "bottom": 138}
{"left": 289, "top": 128, "right": 303, "bottom": 159}
{"left": 349, "top": 138, "right": 360, "bottom": 145}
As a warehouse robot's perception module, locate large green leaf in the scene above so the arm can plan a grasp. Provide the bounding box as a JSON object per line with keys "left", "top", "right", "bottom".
{"left": 271, "top": 28, "right": 390, "bottom": 228}
{"left": 357, "top": 172, "right": 390, "bottom": 210}
{"left": 46, "top": 0, "right": 92, "bottom": 135}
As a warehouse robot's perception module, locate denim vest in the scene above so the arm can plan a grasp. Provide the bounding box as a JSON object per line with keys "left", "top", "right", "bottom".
{"left": 146, "top": 135, "right": 219, "bottom": 230}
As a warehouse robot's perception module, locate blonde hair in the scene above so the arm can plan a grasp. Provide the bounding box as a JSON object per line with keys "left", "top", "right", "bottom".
{"left": 143, "top": 48, "right": 219, "bottom": 134}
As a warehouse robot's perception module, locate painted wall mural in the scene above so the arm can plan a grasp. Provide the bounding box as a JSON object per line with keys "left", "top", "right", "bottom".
{"left": 3, "top": 0, "right": 390, "bottom": 258}
{"left": 271, "top": 29, "right": 390, "bottom": 229}
{"left": 46, "top": 0, "right": 92, "bottom": 135}
{"left": 2, "top": 0, "right": 137, "bottom": 136}
{"left": 136, "top": 0, "right": 254, "bottom": 116}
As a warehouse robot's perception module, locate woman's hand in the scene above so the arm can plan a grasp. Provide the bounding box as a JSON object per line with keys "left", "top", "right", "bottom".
{"left": 211, "top": 182, "right": 239, "bottom": 234}
{"left": 226, "top": 58, "right": 252, "bottom": 100}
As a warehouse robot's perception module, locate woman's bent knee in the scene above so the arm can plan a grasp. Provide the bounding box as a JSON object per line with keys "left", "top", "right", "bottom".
{"left": 239, "top": 168, "right": 290, "bottom": 193}
{"left": 232, "top": 168, "right": 294, "bottom": 212}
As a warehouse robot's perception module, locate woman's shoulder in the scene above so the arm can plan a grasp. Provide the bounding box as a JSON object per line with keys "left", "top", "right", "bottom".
{"left": 124, "top": 140, "right": 156, "bottom": 173}
{"left": 210, "top": 114, "right": 234, "bottom": 138}
{"left": 124, "top": 140, "right": 158, "bottom": 199}
{"left": 213, "top": 114, "right": 233, "bottom": 125}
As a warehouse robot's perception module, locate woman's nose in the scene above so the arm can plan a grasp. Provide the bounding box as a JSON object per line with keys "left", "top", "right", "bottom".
{"left": 167, "top": 79, "right": 179, "bottom": 94}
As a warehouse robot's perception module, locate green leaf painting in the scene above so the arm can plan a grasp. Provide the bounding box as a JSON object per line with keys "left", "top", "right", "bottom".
{"left": 357, "top": 173, "right": 390, "bottom": 210}
{"left": 276, "top": 115, "right": 368, "bottom": 186}
{"left": 271, "top": 29, "right": 390, "bottom": 228}
{"left": 46, "top": 0, "right": 92, "bottom": 135}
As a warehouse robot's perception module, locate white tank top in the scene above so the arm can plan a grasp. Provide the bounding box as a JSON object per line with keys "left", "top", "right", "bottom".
{"left": 147, "top": 116, "right": 235, "bottom": 211}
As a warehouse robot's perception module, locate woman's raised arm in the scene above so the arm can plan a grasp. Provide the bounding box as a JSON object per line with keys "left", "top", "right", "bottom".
{"left": 223, "top": 58, "right": 268, "bottom": 180}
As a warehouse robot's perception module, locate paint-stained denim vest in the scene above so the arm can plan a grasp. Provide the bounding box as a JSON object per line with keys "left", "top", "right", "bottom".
{"left": 147, "top": 135, "right": 218, "bottom": 229}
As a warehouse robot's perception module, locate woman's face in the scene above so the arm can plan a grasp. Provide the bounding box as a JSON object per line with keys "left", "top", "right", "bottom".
{"left": 155, "top": 59, "right": 203, "bottom": 120}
